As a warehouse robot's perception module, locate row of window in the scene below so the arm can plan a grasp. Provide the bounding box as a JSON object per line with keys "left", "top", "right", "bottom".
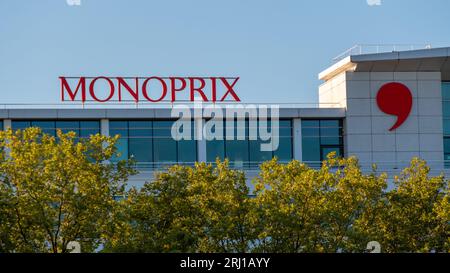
{"left": 110, "top": 121, "right": 197, "bottom": 166}
{"left": 12, "top": 121, "right": 100, "bottom": 138}
{"left": 1, "top": 119, "right": 344, "bottom": 169}
{"left": 206, "top": 120, "right": 293, "bottom": 168}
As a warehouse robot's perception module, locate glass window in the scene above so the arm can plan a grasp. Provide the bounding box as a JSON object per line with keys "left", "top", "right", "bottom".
{"left": 80, "top": 121, "right": 100, "bottom": 137}
{"left": 31, "top": 121, "right": 56, "bottom": 136}
{"left": 445, "top": 137, "right": 450, "bottom": 168}
{"left": 109, "top": 120, "right": 197, "bottom": 166}
{"left": 443, "top": 102, "right": 450, "bottom": 118}
{"left": 207, "top": 140, "right": 225, "bottom": 162}
{"left": 442, "top": 82, "right": 450, "bottom": 100}
{"left": 302, "top": 119, "right": 343, "bottom": 166}
{"left": 12, "top": 121, "right": 31, "bottom": 130}
{"left": 442, "top": 83, "right": 450, "bottom": 168}
{"left": 177, "top": 121, "right": 197, "bottom": 163}
{"left": 302, "top": 120, "right": 321, "bottom": 164}
{"left": 153, "top": 121, "right": 177, "bottom": 163}
{"left": 56, "top": 121, "right": 80, "bottom": 135}
{"left": 320, "top": 120, "right": 341, "bottom": 145}
{"left": 110, "top": 121, "right": 129, "bottom": 162}
{"left": 206, "top": 119, "right": 225, "bottom": 162}
{"left": 302, "top": 137, "right": 321, "bottom": 163}
{"left": 110, "top": 121, "right": 128, "bottom": 137}
{"left": 302, "top": 120, "right": 320, "bottom": 137}
{"left": 11, "top": 120, "right": 100, "bottom": 143}
{"left": 249, "top": 119, "right": 272, "bottom": 165}
{"left": 444, "top": 120, "right": 450, "bottom": 136}
{"left": 444, "top": 137, "right": 450, "bottom": 153}
{"left": 274, "top": 120, "right": 293, "bottom": 162}
{"left": 206, "top": 119, "right": 293, "bottom": 167}
{"left": 128, "top": 121, "right": 152, "bottom": 163}
{"left": 225, "top": 120, "right": 249, "bottom": 168}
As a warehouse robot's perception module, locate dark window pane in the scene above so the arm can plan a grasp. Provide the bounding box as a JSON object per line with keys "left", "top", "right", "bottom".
{"left": 302, "top": 120, "right": 320, "bottom": 137}
{"left": 445, "top": 154, "right": 450, "bottom": 168}
{"left": 153, "top": 121, "right": 173, "bottom": 137}
{"left": 31, "top": 121, "right": 55, "bottom": 128}
{"left": 177, "top": 121, "right": 196, "bottom": 163}
{"left": 80, "top": 121, "right": 100, "bottom": 137}
{"left": 110, "top": 121, "right": 128, "bottom": 138}
{"left": 249, "top": 139, "right": 272, "bottom": 163}
{"left": 442, "top": 82, "right": 450, "bottom": 100}
{"left": 320, "top": 120, "right": 340, "bottom": 128}
{"left": 443, "top": 102, "right": 450, "bottom": 117}
{"left": 55, "top": 121, "right": 79, "bottom": 129}
{"left": 80, "top": 121, "right": 100, "bottom": 129}
{"left": 274, "top": 135, "right": 292, "bottom": 162}
{"left": 31, "top": 121, "right": 55, "bottom": 136}
{"left": 320, "top": 120, "right": 341, "bottom": 145}
{"left": 129, "top": 121, "right": 152, "bottom": 137}
{"left": 129, "top": 138, "right": 152, "bottom": 163}
{"left": 226, "top": 139, "right": 249, "bottom": 167}
{"left": 246, "top": 120, "right": 273, "bottom": 163}
{"left": 114, "top": 138, "right": 129, "bottom": 161}
{"left": 110, "top": 121, "right": 128, "bottom": 162}
{"left": 153, "top": 139, "right": 177, "bottom": 162}
{"left": 128, "top": 121, "right": 152, "bottom": 163}
{"left": 178, "top": 140, "right": 197, "bottom": 163}
{"left": 444, "top": 137, "right": 450, "bottom": 153}
{"left": 442, "top": 83, "right": 450, "bottom": 168}
{"left": 302, "top": 119, "right": 343, "bottom": 166}
{"left": 265, "top": 120, "right": 292, "bottom": 162}
{"left": 12, "top": 121, "right": 31, "bottom": 130}
{"left": 321, "top": 136, "right": 341, "bottom": 146}
{"left": 225, "top": 120, "right": 249, "bottom": 167}
{"left": 56, "top": 121, "right": 80, "bottom": 135}
{"left": 207, "top": 140, "right": 225, "bottom": 162}
{"left": 276, "top": 120, "right": 293, "bottom": 161}
{"left": 302, "top": 137, "right": 321, "bottom": 163}
{"left": 110, "top": 121, "right": 128, "bottom": 129}
{"left": 206, "top": 119, "right": 225, "bottom": 162}
{"left": 444, "top": 119, "right": 450, "bottom": 136}
{"left": 153, "top": 121, "right": 177, "bottom": 162}
{"left": 279, "top": 120, "right": 292, "bottom": 136}
{"left": 302, "top": 120, "right": 320, "bottom": 128}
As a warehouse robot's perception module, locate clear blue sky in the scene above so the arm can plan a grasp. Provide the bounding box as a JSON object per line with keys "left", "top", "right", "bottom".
{"left": 1, "top": 0, "right": 450, "bottom": 104}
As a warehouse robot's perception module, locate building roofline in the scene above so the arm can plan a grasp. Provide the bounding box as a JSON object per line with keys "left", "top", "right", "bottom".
{"left": 319, "top": 46, "right": 450, "bottom": 81}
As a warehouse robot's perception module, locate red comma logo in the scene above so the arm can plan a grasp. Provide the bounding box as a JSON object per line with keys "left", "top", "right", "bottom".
{"left": 376, "top": 82, "right": 413, "bottom": 131}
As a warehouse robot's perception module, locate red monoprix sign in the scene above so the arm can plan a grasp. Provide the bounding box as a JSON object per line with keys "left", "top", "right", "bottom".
{"left": 60, "top": 76, "right": 241, "bottom": 103}
{"left": 376, "top": 82, "right": 413, "bottom": 131}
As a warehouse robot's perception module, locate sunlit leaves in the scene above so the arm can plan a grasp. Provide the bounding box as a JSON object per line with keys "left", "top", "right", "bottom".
{"left": 0, "top": 128, "right": 135, "bottom": 253}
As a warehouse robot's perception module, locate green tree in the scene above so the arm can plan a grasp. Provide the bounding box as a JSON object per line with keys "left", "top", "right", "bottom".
{"left": 252, "top": 154, "right": 387, "bottom": 253}
{"left": 0, "top": 127, "right": 135, "bottom": 253}
{"left": 362, "top": 158, "right": 450, "bottom": 253}
{"left": 103, "top": 160, "right": 255, "bottom": 253}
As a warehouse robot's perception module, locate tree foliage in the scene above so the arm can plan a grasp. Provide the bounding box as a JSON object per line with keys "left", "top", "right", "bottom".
{"left": 103, "top": 161, "right": 254, "bottom": 253}
{"left": 360, "top": 159, "right": 450, "bottom": 253}
{"left": 0, "top": 128, "right": 135, "bottom": 253}
{"left": 252, "top": 155, "right": 388, "bottom": 252}
{"left": 0, "top": 129, "right": 448, "bottom": 253}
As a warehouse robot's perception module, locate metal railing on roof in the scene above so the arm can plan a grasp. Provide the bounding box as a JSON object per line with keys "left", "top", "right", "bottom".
{"left": 333, "top": 44, "right": 433, "bottom": 63}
